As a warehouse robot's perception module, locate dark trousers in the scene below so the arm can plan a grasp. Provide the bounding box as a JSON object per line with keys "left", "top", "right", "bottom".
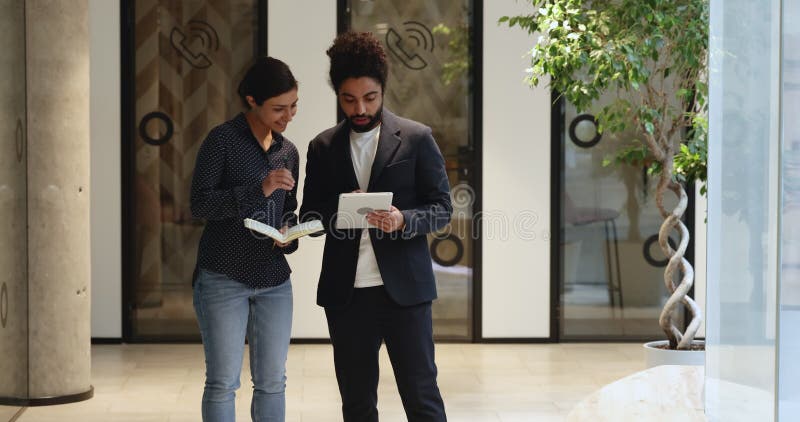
{"left": 325, "top": 286, "right": 447, "bottom": 422}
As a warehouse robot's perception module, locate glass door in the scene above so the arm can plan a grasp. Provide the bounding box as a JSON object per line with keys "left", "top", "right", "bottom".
{"left": 558, "top": 92, "right": 688, "bottom": 340}
{"left": 124, "top": 0, "right": 266, "bottom": 340}
{"left": 342, "top": 0, "right": 479, "bottom": 340}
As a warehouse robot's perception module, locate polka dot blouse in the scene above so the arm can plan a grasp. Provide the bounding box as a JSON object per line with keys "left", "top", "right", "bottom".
{"left": 190, "top": 113, "right": 299, "bottom": 289}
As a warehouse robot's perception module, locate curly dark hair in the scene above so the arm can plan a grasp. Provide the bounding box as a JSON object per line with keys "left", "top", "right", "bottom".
{"left": 326, "top": 31, "right": 388, "bottom": 93}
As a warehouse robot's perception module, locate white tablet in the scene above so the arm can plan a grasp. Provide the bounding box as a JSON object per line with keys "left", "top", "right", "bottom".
{"left": 335, "top": 192, "right": 394, "bottom": 229}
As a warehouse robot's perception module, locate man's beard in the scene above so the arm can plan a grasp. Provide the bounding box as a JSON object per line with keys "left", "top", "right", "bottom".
{"left": 349, "top": 107, "right": 383, "bottom": 133}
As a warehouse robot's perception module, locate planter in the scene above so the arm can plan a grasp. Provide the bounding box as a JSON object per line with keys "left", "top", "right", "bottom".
{"left": 643, "top": 340, "right": 705, "bottom": 368}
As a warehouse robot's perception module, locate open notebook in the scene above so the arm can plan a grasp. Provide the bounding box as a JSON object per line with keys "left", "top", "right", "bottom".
{"left": 244, "top": 219, "right": 324, "bottom": 243}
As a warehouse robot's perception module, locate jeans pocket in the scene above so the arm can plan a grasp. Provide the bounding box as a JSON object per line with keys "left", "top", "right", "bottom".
{"left": 193, "top": 269, "right": 228, "bottom": 318}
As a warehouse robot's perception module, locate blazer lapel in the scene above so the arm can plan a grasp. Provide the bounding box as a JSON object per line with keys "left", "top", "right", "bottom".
{"left": 333, "top": 124, "right": 360, "bottom": 191}
{"left": 368, "top": 109, "right": 402, "bottom": 192}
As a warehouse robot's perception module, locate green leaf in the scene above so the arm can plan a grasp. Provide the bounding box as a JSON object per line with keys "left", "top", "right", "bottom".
{"left": 503, "top": 0, "right": 708, "bottom": 196}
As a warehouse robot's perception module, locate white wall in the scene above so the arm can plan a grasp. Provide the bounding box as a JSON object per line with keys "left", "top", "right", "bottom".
{"left": 89, "top": 0, "right": 122, "bottom": 338}
{"left": 268, "top": 0, "right": 337, "bottom": 338}
{"left": 481, "top": 1, "right": 552, "bottom": 338}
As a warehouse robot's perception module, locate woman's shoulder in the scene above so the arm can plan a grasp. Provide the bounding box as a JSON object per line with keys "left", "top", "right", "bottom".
{"left": 278, "top": 133, "right": 299, "bottom": 154}
{"left": 213, "top": 113, "right": 247, "bottom": 137}
{"left": 202, "top": 114, "right": 246, "bottom": 145}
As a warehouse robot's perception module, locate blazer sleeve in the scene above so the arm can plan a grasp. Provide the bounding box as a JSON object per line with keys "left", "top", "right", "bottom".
{"left": 399, "top": 129, "right": 453, "bottom": 239}
{"left": 190, "top": 128, "right": 265, "bottom": 221}
{"left": 299, "top": 139, "right": 339, "bottom": 233}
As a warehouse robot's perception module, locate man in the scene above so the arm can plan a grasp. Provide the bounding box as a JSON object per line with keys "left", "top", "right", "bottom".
{"left": 300, "top": 31, "right": 451, "bottom": 422}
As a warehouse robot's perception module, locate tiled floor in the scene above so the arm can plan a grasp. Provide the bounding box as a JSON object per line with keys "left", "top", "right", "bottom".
{"left": 3, "top": 343, "right": 646, "bottom": 421}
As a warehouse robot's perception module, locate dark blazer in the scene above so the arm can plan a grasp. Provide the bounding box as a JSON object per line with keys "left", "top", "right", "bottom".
{"left": 300, "top": 109, "right": 452, "bottom": 308}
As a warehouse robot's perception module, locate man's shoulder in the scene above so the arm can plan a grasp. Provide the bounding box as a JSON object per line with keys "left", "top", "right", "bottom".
{"left": 310, "top": 121, "right": 347, "bottom": 148}
{"left": 385, "top": 110, "right": 432, "bottom": 137}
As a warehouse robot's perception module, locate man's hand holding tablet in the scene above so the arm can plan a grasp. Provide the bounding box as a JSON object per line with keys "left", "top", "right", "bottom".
{"left": 335, "top": 191, "right": 395, "bottom": 229}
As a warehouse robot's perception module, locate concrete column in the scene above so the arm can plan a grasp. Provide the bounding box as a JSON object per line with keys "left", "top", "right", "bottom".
{"left": 0, "top": 0, "right": 93, "bottom": 404}
{"left": 26, "top": 0, "right": 92, "bottom": 400}
{"left": 0, "top": 0, "right": 30, "bottom": 401}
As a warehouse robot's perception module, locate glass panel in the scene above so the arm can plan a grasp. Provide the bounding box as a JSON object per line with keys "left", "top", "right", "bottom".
{"left": 560, "top": 95, "right": 684, "bottom": 340}
{"left": 706, "top": 0, "right": 780, "bottom": 420}
{"left": 132, "top": 0, "right": 260, "bottom": 339}
{"left": 346, "top": 0, "right": 476, "bottom": 340}
{"left": 780, "top": 0, "right": 800, "bottom": 419}
{"left": 0, "top": 0, "right": 27, "bottom": 398}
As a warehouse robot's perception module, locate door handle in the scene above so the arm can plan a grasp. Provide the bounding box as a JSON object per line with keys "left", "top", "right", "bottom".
{"left": 16, "top": 118, "right": 24, "bottom": 163}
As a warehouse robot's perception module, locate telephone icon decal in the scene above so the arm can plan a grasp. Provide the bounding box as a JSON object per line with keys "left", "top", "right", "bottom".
{"left": 385, "top": 21, "right": 434, "bottom": 70}
{"left": 170, "top": 20, "right": 219, "bottom": 70}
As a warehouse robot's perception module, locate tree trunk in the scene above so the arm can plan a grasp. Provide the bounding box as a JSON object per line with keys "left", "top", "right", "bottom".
{"left": 655, "top": 174, "right": 702, "bottom": 350}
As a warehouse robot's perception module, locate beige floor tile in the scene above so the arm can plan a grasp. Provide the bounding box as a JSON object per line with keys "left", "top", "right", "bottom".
{"left": 499, "top": 410, "right": 567, "bottom": 422}
{"left": 445, "top": 410, "right": 502, "bottom": 421}
{"left": 0, "top": 407, "right": 23, "bottom": 422}
{"left": 25, "top": 415, "right": 167, "bottom": 422}
{"left": 299, "top": 410, "right": 344, "bottom": 422}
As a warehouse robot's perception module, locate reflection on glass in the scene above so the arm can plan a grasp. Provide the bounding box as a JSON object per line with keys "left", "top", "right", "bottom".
{"left": 780, "top": 0, "right": 800, "bottom": 418}
{"left": 347, "top": 0, "right": 475, "bottom": 340}
{"left": 706, "top": 0, "right": 780, "bottom": 420}
{"left": 560, "top": 95, "right": 684, "bottom": 340}
{"left": 0, "top": 0, "right": 27, "bottom": 398}
{"left": 132, "top": 0, "right": 259, "bottom": 339}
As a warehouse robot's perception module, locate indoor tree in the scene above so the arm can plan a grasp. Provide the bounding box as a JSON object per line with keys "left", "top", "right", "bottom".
{"left": 502, "top": 0, "right": 708, "bottom": 350}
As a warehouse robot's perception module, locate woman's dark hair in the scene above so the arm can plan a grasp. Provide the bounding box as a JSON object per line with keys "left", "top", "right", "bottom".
{"left": 326, "top": 31, "right": 388, "bottom": 93}
{"left": 237, "top": 56, "right": 298, "bottom": 108}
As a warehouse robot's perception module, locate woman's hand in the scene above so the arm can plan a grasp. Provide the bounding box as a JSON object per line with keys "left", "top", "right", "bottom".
{"left": 261, "top": 168, "right": 295, "bottom": 197}
{"left": 274, "top": 226, "right": 292, "bottom": 248}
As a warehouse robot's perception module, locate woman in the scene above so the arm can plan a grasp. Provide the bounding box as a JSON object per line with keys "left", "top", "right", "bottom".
{"left": 189, "top": 56, "right": 300, "bottom": 422}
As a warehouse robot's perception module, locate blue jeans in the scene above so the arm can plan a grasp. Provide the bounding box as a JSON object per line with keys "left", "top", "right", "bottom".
{"left": 193, "top": 268, "right": 293, "bottom": 422}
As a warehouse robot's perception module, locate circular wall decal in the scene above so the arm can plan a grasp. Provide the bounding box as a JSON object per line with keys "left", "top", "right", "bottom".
{"left": 569, "top": 114, "right": 602, "bottom": 148}
{"left": 450, "top": 183, "right": 475, "bottom": 210}
{"left": 1, "top": 282, "right": 8, "bottom": 328}
{"left": 139, "top": 112, "right": 174, "bottom": 146}
{"left": 431, "top": 234, "right": 464, "bottom": 267}
{"left": 643, "top": 234, "right": 678, "bottom": 267}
